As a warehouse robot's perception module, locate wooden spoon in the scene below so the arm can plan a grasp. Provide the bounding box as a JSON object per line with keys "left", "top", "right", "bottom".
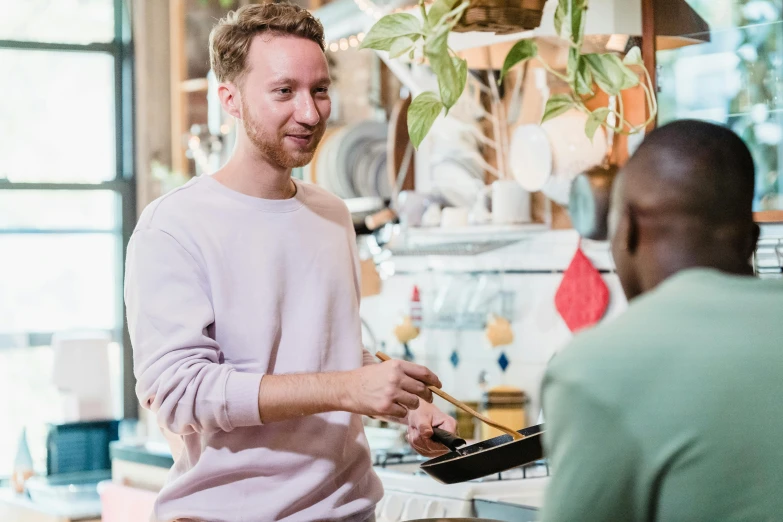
{"left": 375, "top": 351, "right": 523, "bottom": 440}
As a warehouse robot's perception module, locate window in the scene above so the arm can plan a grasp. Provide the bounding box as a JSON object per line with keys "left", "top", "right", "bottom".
{"left": 657, "top": 0, "right": 783, "bottom": 211}
{"left": 0, "top": 0, "right": 134, "bottom": 476}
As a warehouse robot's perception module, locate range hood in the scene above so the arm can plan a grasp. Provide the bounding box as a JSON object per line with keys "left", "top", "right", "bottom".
{"left": 315, "top": 0, "right": 710, "bottom": 54}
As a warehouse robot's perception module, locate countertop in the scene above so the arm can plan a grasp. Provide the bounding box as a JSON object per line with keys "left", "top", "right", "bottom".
{"left": 109, "top": 441, "right": 174, "bottom": 469}
{"left": 0, "top": 488, "right": 101, "bottom": 522}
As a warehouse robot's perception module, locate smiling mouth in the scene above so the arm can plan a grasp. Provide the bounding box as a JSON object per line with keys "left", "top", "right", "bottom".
{"left": 285, "top": 134, "right": 316, "bottom": 149}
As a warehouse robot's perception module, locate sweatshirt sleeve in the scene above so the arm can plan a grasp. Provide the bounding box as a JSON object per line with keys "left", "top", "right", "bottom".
{"left": 124, "top": 227, "right": 263, "bottom": 435}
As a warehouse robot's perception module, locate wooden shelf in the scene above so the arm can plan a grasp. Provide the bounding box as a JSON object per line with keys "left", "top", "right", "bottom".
{"left": 755, "top": 211, "right": 783, "bottom": 224}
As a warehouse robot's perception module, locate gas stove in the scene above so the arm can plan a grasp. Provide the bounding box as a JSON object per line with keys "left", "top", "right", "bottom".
{"left": 372, "top": 449, "right": 549, "bottom": 521}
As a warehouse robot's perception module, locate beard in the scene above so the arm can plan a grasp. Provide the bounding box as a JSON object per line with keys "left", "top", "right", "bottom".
{"left": 241, "top": 98, "right": 325, "bottom": 169}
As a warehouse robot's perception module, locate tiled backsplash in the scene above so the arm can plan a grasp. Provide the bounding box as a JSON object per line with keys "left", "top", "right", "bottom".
{"left": 360, "top": 233, "right": 628, "bottom": 426}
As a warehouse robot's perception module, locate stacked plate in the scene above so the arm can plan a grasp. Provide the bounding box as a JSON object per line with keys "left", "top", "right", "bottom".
{"left": 314, "top": 121, "right": 391, "bottom": 200}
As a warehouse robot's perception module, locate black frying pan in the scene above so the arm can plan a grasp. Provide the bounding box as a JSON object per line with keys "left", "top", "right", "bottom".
{"left": 421, "top": 424, "right": 545, "bottom": 484}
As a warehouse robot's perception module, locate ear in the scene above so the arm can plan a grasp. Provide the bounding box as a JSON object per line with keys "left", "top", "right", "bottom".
{"left": 218, "top": 82, "right": 242, "bottom": 119}
{"left": 748, "top": 222, "right": 761, "bottom": 259}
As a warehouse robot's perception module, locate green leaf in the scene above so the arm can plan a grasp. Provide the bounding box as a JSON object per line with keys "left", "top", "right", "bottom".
{"left": 408, "top": 92, "right": 444, "bottom": 149}
{"left": 499, "top": 40, "right": 538, "bottom": 84}
{"left": 541, "top": 94, "right": 576, "bottom": 123}
{"left": 571, "top": 0, "right": 587, "bottom": 44}
{"left": 555, "top": 0, "right": 584, "bottom": 43}
{"left": 585, "top": 108, "right": 610, "bottom": 141}
{"left": 574, "top": 59, "right": 595, "bottom": 96}
{"left": 567, "top": 47, "right": 579, "bottom": 84}
{"left": 428, "top": 0, "right": 460, "bottom": 28}
{"left": 566, "top": 48, "right": 593, "bottom": 96}
{"left": 451, "top": 56, "right": 468, "bottom": 113}
{"left": 425, "top": 28, "right": 466, "bottom": 109}
{"left": 390, "top": 36, "right": 416, "bottom": 58}
{"left": 554, "top": 0, "right": 567, "bottom": 37}
{"left": 584, "top": 53, "right": 640, "bottom": 95}
{"left": 623, "top": 46, "right": 643, "bottom": 67}
{"left": 359, "top": 13, "right": 422, "bottom": 52}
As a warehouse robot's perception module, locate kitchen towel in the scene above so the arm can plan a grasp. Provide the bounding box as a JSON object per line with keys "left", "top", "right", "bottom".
{"left": 555, "top": 244, "right": 609, "bottom": 332}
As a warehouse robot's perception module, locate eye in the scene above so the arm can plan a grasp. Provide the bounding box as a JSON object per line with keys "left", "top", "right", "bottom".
{"left": 277, "top": 87, "right": 293, "bottom": 95}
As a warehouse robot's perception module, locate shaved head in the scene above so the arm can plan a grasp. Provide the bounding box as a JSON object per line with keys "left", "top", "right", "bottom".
{"left": 610, "top": 120, "right": 759, "bottom": 300}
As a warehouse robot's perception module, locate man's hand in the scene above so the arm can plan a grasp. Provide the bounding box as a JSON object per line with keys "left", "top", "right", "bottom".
{"left": 343, "top": 359, "right": 441, "bottom": 418}
{"left": 406, "top": 400, "right": 458, "bottom": 457}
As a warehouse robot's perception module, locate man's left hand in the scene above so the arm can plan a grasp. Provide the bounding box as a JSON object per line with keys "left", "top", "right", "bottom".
{"left": 406, "top": 401, "right": 458, "bottom": 457}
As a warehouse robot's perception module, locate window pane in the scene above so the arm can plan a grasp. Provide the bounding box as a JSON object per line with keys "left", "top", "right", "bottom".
{"left": 0, "top": 50, "right": 116, "bottom": 183}
{"left": 657, "top": 13, "right": 783, "bottom": 211}
{"left": 0, "top": 234, "right": 120, "bottom": 333}
{"left": 0, "top": 0, "right": 114, "bottom": 44}
{"left": 0, "top": 191, "right": 120, "bottom": 231}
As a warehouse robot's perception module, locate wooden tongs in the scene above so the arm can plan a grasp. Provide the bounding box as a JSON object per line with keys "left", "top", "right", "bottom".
{"left": 376, "top": 352, "right": 523, "bottom": 440}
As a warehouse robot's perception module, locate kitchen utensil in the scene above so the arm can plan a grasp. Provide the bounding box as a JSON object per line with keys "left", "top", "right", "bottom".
{"left": 568, "top": 164, "right": 619, "bottom": 240}
{"left": 424, "top": 423, "right": 545, "bottom": 484}
{"left": 375, "top": 352, "right": 522, "bottom": 440}
{"left": 554, "top": 244, "right": 610, "bottom": 332}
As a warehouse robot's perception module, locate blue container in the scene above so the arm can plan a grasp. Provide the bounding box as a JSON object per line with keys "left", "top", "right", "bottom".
{"left": 46, "top": 420, "right": 120, "bottom": 475}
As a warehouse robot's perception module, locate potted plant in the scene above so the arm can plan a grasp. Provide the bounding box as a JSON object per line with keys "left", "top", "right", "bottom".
{"left": 359, "top": 0, "right": 657, "bottom": 148}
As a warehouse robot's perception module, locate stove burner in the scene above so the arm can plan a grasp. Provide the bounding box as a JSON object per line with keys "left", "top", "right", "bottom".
{"left": 372, "top": 449, "right": 426, "bottom": 468}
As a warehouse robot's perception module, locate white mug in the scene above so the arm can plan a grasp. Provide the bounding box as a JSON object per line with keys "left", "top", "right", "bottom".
{"left": 491, "top": 179, "right": 531, "bottom": 225}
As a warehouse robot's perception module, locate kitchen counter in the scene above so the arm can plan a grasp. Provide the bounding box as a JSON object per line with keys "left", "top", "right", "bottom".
{"left": 109, "top": 441, "right": 174, "bottom": 468}
{"left": 0, "top": 488, "right": 100, "bottom": 522}
{"left": 471, "top": 477, "right": 547, "bottom": 522}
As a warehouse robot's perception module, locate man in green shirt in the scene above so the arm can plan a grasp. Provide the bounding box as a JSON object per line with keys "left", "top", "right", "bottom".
{"left": 541, "top": 120, "right": 783, "bottom": 521}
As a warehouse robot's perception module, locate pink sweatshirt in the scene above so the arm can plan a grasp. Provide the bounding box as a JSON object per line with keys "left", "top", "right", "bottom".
{"left": 124, "top": 176, "right": 383, "bottom": 522}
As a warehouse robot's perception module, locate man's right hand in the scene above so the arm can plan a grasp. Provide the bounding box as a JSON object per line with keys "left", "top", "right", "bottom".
{"left": 342, "top": 360, "right": 442, "bottom": 418}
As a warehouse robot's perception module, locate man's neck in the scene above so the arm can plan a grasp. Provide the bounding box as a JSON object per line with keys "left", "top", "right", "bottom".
{"left": 213, "top": 144, "right": 295, "bottom": 200}
{"left": 640, "top": 248, "right": 754, "bottom": 294}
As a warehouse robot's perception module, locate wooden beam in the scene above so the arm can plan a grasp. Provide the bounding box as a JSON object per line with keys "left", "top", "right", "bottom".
{"left": 170, "top": 0, "right": 188, "bottom": 176}
{"left": 134, "top": 0, "right": 173, "bottom": 213}
{"left": 642, "top": 0, "right": 657, "bottom": 131}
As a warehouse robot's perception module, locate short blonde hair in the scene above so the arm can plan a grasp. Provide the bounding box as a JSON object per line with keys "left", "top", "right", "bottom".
{"left": 209, "top": 3, "right": 325, "bottom": 84}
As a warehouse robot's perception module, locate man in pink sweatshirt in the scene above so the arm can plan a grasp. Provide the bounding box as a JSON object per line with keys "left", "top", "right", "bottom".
{"left": 124, "top": 4, "right": 456, "bottom": 521}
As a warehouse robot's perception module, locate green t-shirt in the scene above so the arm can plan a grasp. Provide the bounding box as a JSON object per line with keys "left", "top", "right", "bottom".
{"left": 541, "top": 268, "right": 783, "bottom": 522}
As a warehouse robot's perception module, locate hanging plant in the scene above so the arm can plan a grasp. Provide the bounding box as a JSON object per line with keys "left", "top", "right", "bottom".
{"left": 360, "top": 0, "right": 658, "bottom": 148}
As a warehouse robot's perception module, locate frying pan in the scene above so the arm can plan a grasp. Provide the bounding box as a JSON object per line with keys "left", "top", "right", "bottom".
{"left": 421, "top": 424, "right": 545, "bottom": 484}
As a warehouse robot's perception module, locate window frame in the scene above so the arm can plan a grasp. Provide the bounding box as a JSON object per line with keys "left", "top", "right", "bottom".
{"left": 0, "top": 0, "right": 137, "bottom": 418}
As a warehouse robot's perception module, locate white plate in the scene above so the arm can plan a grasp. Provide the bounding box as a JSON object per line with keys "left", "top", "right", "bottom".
{"left": 510, "top": 124, "right": 553, "bottom": 192}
